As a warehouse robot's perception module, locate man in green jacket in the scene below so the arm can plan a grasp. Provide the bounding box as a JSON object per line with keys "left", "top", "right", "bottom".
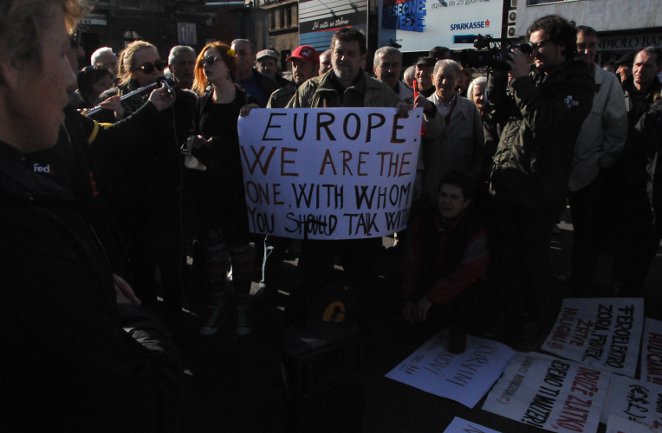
{"left": 287, "top": 28, "right": 407, "bottom": 290}
{"left": 487, "top": 15, "right": 594, "bottom": 350}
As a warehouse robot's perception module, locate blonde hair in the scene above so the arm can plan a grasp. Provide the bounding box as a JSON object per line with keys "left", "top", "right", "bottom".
{"left": 117, "top": 40, "right": 158, "bottom": 87}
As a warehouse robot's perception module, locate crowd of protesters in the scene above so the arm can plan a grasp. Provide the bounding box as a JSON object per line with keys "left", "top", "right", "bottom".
{"left": 2, "top": 0, "right": 662, "bottom": 430}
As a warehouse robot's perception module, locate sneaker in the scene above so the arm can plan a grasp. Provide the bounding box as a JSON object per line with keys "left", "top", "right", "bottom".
{"left": 235, "top": 303, "right": 252, "bottom": 336}
{"left": 200, "top": 306, "right": 226, "bottom": 336}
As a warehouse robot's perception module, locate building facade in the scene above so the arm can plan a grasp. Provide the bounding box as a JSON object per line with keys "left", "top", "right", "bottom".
{"left": 79, "top": 0, "right": 213, "bottom": 61}
{"left": 513, "top": 0, "right": 662, "bottom": 63}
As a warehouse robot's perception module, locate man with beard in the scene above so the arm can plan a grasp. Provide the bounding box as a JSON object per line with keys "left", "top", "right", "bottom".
{"left": 487, "top": 15, "right": 594, "bottom": 349}
{"left": 287, "top": 28, "right": 408, "bottom": 297}
{"left": 267, "top": 45, "right": 319, "bottom": 108}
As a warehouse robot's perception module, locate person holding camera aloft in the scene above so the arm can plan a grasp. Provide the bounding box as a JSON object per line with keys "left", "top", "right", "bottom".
{"left": 485, "top": 15, "right": 594, "bottom": 350}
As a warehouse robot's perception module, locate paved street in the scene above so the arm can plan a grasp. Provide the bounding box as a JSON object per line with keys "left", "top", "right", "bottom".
{"left": 174, "top": 213, "right": 662, "bottom": 433}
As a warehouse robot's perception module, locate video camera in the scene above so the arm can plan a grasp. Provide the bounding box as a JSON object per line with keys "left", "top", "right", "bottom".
{"left": 461, "top": 35, "right": 532, "bottom": 69}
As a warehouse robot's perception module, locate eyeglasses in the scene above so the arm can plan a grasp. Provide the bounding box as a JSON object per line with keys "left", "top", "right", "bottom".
{"left": 529, "top": 39, "right": 551, "bottom": 52}
{"left": 133, "top": 59, "right": 167, "bottom": 74}
{"left": 202, "top": 56, "right": 223, "bottom": 67}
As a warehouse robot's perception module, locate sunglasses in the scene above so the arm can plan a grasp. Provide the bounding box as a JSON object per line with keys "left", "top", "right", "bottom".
{"left": 202, "top": 56, "right": 223, "bottom": 67}
{"left": 529, "top": 39, "right": 551, "bottom": 52}
{"left": 133, "top": 59, "right": 167, "bottom": 74}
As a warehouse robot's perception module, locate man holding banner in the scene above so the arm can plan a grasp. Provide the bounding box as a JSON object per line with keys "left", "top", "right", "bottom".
{"left": 286, "top": 28, "right": 414, "bottom": 289}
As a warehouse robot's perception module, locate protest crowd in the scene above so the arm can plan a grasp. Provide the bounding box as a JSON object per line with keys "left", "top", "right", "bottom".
{"left": 2, "top": 0, "right": 662, "bottom": 431}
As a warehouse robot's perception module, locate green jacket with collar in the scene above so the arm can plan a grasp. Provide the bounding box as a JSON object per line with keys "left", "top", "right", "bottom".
{"left": 287, "top": 70, "right": 400, "bottom": 108}
{"left": 488, "top": 59, "right": 594, "bottom": 211}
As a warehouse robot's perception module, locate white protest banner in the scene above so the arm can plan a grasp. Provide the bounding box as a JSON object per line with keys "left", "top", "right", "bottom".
{"left": 542, "top": 298, "right": 644, "bottom": 377}
{"left": 601, "top": 374, "right": 662, "bottom": 429}
{"left": 642, "top": 318, "right": 662, "bottom": 386}
{"left": 443, "top": 417, "right": 502, "bottom": 433}
{"left": 385, "top": 330, "right": 515, "bottom": 408}
{"left": 483, "top": 353, "right": 609, "bottom": 433}
{"left": 238, "top": 108, "right": 422, "bottom": 240}
{"left": 606, "top": 415, "right": 660, "bottom": 433}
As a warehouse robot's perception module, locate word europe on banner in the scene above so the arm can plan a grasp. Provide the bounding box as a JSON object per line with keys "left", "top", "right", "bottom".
{"left": 237, "top": 107, "right": 422, "bottom": 240}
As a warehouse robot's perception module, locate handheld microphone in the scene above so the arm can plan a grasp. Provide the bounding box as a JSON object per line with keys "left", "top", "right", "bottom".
{"left": 84, "top": 77, "right": 175, "bottom": 116}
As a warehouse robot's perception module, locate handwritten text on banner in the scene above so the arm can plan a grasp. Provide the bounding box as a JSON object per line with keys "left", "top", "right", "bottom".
{"left": 237, "top": 108, "right": 422, "bottom": 240}
{"left": 483, "top": 353, "right": 609, "bottom": 433}
{"left": 542, "top": 298, "right": 644, "bottom": 377}
{"left": 386, "top": 330, "right": 515, "bottom": 408}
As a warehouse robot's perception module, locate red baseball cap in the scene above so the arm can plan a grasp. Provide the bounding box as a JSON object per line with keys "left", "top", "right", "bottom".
{"left": 286, "top": 45, "right": 318, "bottom": 63}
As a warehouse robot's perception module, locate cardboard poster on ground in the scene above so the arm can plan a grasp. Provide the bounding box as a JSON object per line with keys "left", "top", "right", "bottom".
{"left": 601, "top": 374, "right": 662, "bottom": 429}
{"left": 542, "top": 298, "right": 644, "bottom": 377}
{"left": 642, "top": 318, "right": 662, "bottom": 386}
{"left": 606, "top": 415, "right": 660, "bottom": 433}
{"left": 442, "top": 417, "right": 502, "bottom": 433}
{"left": 385, "top": 330, "right": 515, "bottom": 408}
{"left": 482, "top": 353, "right": 610, "bottom": 433}
{"left": 237, "top": 108, "right": 422, "bottom": 240}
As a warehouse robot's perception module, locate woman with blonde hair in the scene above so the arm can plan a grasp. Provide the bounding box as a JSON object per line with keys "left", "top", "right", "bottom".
{"left": 189, "top": 41, "right": 257, "bottom": 337}
{"left": 99, "top": 40, "right": 168, "bottom": 115}
{"left": 91, "top": 40, "right": 197, "bottom": 325}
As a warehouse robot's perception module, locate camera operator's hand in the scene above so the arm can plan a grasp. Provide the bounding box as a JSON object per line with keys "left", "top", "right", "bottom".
{"left": 507, "top": 48, "right": 532, "bottom": 80}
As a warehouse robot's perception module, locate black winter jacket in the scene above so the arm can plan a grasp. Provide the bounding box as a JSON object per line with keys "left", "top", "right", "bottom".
{"left": 0, "top": 142, "right": 183, "bottom": 432}
{"left": 489, "top": 60, "right": 594, "bottom": 211}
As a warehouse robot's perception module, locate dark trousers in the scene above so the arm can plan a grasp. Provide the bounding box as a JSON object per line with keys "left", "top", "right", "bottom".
{"left": 129, "top": 214, "right": 184, "bottom": 322}
{"left": 298, "top": 238, "right": 383, "bottom": 287}
{"left": 568, "top": 173, "right": 609, "bottom": 295}
{"left": 614, "top": 187, "right": 660, "bottom": 296}
{"left": 490, "top": 200, "right": 558, "bottom": 324}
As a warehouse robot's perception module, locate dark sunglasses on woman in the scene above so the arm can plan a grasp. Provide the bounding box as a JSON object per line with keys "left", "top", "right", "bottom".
{"left": 202, "top": 56, "right": 223, "bottom": 67}
{"left": 133, "top": 59, "right": 167, "bottom": 74}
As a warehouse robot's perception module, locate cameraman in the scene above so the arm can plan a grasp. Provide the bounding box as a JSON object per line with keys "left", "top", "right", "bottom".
{"left": 486, "top": 15, "right": 594, "bottom": 350}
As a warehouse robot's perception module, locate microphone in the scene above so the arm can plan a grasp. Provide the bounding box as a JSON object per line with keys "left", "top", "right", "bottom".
{"left": 84, "top": 77, "right": 175, "bottom": 116}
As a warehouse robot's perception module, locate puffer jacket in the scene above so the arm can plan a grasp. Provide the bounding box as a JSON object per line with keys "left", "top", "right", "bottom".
{"left": 488, "top": 59, "right": 594, "bottom": 211}
{"left": 287, "top": 69, "right": 400, "bottom": 108}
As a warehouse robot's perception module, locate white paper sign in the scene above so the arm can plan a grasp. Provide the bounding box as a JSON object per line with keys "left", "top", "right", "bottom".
{"left": 483, "top": 353, "right": 610, "bottom": 433}
{"left": 606, "top": 415, "right": 660, "bottom": 433}
{"left": 443, "top": 417, "right": 502, "bottom": 433}
{"left": 601, "top": 375, "right": 662, "bottom": 429}
{"left": 642, "top": 318, "right": 662, "bottom": 386}
{"left": 238, "top": 108, "right": 422, "bottom": 240}
{"left": 385, "top": 330, "right": 515, "bottom": 408}
{"left": 542, "top": 298, "right": 644, "bottom": 377}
